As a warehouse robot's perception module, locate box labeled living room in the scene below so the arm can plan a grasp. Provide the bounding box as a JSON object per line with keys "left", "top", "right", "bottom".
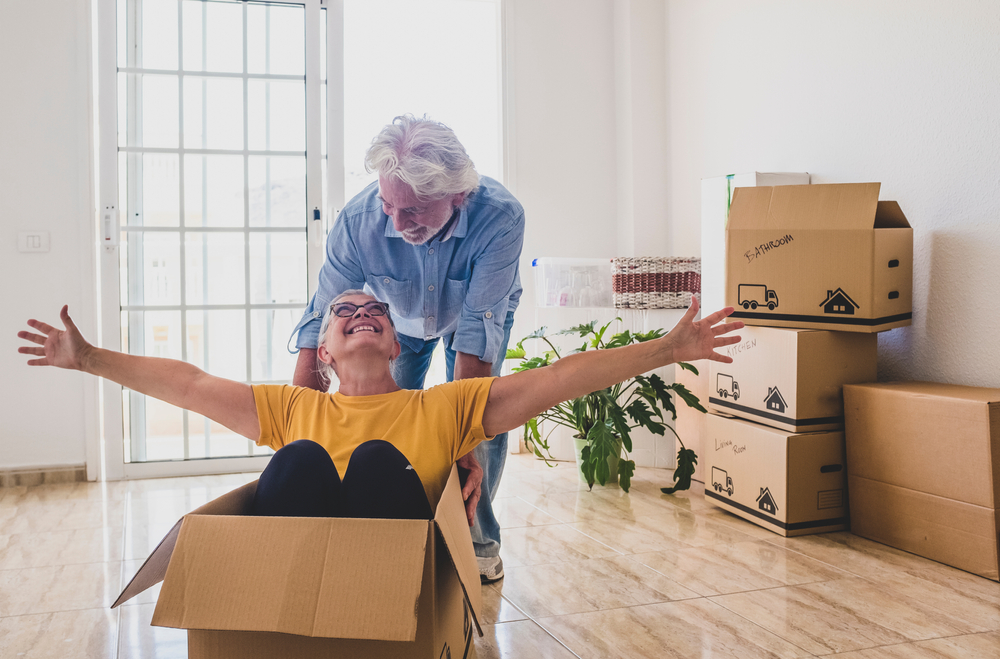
{"left": 708, "top": 326, "right": 877, "bottom": 433}
{"left": 112, "top": 466, "right": 483, "bottom": 659}
{"left": 725, "top": 182, "right": 913, "bottom": 333}
{"left": 704, "top": 413, "right": 848, "bottom": 537}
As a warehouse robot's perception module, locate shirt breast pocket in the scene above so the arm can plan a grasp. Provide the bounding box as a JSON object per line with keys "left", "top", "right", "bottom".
{"left": 366, "top": 274, "right": 413, "bottom": 316}
{"left": 443, "top": 278, "right": 469, "bottom": 319}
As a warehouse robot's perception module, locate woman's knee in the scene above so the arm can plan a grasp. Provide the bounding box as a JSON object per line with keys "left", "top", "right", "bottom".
{"left": 348, "top": 439, "right": 409, "bottom": 469}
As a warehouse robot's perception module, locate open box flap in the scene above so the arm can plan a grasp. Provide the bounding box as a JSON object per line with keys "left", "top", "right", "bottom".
{"left": 874, "top": 200, "right": 911, "bottom": 228}
{"left": 433, "top": 465, "right": 484, "bottom": 636}
{"left": 152, "top": 515, "right": 431, "bottom": 642}
{"left": 729, "top": 182, "right": 882, "bottom": 231}
{"left": 111, "top": 479, "right": 258, "bottom": 609}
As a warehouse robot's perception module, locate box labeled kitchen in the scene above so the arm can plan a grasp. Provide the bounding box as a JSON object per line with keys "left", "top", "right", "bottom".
{"left": 725, "top": 182, "right": 912, "bottom": 332}
{"left": 704, "top": 413, "right": 848, "bottom": 537}
{"left": 844, "top": 381, "right": 1000, "bottom": 580}
{"left": 708, "top": 326, "right": 876, "bottom": 433}
{"left": 112, "top": 466, "right": 483, "bottom": 659}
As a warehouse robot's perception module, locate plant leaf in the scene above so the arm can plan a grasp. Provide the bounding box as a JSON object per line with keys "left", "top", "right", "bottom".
{"left": 603, "top": 330, "right": 633, "bottom": 349}
{"left": 511, "top": 355, "right": 550, "bottom": 373}
{"left": 677, "top": 361, "right": 699, "bottom": 375}
{"left": 619, "top": 459, "right": 636, "bottom": 492}
{"left": 647, "top": 373, "right": 678, "bottom": 420}
{"left": 633, "top": 328, "right": 666, "bottom": 343}
{"left": 624, "top": 399, "right": 665, "bottom": 436}
{"left": 555, "top": 321, "right": 597, "bottom": 337}
{"left": 661, "top": 447, "right": 698, "bottom": 494}
{"left": 505, "top": 345, "right": 525, "bottom": 360}
{"left": 669, "top": 382, "right": 707, "bottom": 414}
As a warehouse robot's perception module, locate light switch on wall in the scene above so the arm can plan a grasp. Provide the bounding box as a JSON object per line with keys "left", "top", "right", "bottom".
{"left": 18, "top": 231, "right": 50, "bottom": 252}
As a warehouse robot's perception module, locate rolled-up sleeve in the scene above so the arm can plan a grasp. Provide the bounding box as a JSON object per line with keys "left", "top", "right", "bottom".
{"left": 451, "top": 215, "right": 524, "bottom": 363}
{"left": 290, "top": 215, "right": 366, "bottom": 352}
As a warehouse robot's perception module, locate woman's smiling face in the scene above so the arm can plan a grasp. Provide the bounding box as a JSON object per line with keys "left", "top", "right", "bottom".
{"left": 319, "top": 293, "right": 400, "bottom": 371}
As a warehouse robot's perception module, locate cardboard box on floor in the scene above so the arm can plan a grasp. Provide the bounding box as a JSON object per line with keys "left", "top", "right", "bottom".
{"left": 844, "top": 382, "right": 1000, "bottom": 581}
{"left": 704, "top": 413, "right": 848, "bottom": 536}
{"left": 701, "top": 172, "right": 810, "bottom": 314}
{"left": 112, "top": 466, "right": 483, "bottom": 659}
{"left": 708, "top": 326, "right": 877, "bottom": 433}
{"left": 726, "top": 182, "right": 913, "bottom": 333}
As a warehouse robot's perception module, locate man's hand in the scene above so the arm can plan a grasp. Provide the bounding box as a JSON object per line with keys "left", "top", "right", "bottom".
{"left": 18, "top": 306, "right": 93, "bottom": 370}
{"left": 456, "top": 452, "right": 484, "bottom": 527}
{"left": 666, "top": 296, "right": 743, "bottom": 364}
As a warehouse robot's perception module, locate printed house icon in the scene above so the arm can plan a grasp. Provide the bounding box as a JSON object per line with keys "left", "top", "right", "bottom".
{"left": 764, "top": 386, "right": 787, "bottom": 413}
{"left": 820, "top": 288, "right": 859, "bottom": 315}
{"left": 757, "top": 487, "right": 778, "bottom": 515}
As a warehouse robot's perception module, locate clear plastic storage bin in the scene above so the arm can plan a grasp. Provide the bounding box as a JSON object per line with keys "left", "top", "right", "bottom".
{"left": 532, "top": 257, "right": 613, "bottom": 307}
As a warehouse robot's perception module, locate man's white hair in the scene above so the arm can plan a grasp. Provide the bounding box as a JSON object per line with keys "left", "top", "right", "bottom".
{"left": 365, "top": 114, "right": 480, "bottom": 204}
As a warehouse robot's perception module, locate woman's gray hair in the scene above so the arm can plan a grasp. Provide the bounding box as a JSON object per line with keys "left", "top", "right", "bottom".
{"left": 316, "top": 290, "right": 398, "bottom": 384}
{"left": 365, "top": 114, "right": 480, "bottom": 204}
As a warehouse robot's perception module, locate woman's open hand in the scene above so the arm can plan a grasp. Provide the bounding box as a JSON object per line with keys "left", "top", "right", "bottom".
{"left": 667, "top": 296, "right": 743, "bottom": 364}
{"left": 17, "top": 305, "right": 93, "bottom": 371}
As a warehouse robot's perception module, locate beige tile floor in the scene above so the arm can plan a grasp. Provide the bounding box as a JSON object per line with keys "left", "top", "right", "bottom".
{"left": 2, "top": 453, "right": 999, "bottom": 658}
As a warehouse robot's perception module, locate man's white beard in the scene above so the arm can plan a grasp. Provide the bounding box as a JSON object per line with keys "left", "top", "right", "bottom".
{"left": 400, "top": 226, "right": 436, "bottom": 245}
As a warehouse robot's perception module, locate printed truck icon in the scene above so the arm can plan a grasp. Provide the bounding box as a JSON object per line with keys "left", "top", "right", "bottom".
{"left": 712, "top": 467, "right": 734, "bottom": 496}
{"left": 717, "top": 374, "right": 740, "bottom": 400}
{"left": 738, "top": 284, "right": 779, "bottom": 311}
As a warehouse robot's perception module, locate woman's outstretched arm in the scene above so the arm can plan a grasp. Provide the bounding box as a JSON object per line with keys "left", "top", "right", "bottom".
{"left": 482, "top": 297, "right": 743, "bottom": 438}
{"left": 18, "top": 306, "right": 260, "bottom": 441}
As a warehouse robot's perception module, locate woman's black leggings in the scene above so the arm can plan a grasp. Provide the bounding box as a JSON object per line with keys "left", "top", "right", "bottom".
{"left": 250, "top": 439, "right": 433, "bottom": 520}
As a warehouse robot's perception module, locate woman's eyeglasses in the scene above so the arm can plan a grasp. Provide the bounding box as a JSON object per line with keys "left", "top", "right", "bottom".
{"left": 331, "top": 301, "right": 390, "bottom": 318}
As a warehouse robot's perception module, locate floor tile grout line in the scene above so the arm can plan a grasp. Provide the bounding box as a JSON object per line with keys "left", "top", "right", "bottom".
{"left": 696, "top": 595, "right": 820, "bottom": 658}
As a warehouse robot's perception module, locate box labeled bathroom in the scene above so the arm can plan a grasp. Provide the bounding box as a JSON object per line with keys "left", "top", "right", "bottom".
{"left": 725, "top": 182, "right": 912, "bottom": 332}
{"left": 844, "top": 381, "right": 1000, "bottom": 580}
{"left": 701, "top": 172, "right": 810, "bottom": 313}
{"left": 112, "top": 466, "right": 483, "bottom": 659}
{"left": 708, "top": 326, "right": 877, "bottom": 433}
{"left": 704, "top": 413, "right": 848, "bottom": 537}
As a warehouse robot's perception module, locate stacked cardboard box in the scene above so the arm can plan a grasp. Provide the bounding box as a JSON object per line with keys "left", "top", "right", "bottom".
{"left": 844, "top": 382, "right": 1000, "bottom": 581}
{"left": 700, "top": 182, "right": 912, "bottom": 537}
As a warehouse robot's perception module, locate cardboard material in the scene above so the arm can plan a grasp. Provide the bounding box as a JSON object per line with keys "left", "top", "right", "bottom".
{"left": 704, "top": 413, "right": 848, "bottom": 536}
{"left": 725, "top": 182, "right": 913, "bottom": 332}
{"left": 843, "top": 381, "right": 1000, "bottom": 580}
{"left": 708, "top": 326, "right": 877, "bottom": 433}
{"left": 848, "top": 476, "right": 1000, "bottom": 581}
{"left": 701, "top": 172, "right": 810, "bottom": 314}
{"left": 114, "top": 466, "right": 483, "bottom": 659}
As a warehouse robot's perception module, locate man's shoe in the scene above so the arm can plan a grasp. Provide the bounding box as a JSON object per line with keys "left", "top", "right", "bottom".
{"left": 478, "top": 555, "right": 504, "bottom": 583}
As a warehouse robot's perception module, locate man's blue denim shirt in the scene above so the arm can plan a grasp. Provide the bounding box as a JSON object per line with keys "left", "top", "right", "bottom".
{"left": 290, "top": 176, "right": 524, "bottom": 364}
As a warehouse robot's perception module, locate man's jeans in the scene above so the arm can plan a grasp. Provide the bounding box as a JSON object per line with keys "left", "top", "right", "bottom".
{"left": 391, "top": 310, "right": 515, "bottom": 560}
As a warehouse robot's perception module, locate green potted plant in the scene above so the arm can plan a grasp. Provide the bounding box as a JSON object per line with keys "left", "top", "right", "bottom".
{"left": 505, "top": 319, "right": 705, "bottom": 493}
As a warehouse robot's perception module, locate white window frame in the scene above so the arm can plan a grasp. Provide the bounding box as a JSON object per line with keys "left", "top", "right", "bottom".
{"left": 97, "top": 0, "right": 337, "bottom": 479}
{"left": 95, "top": 0, "right": 507, "bottom": 480}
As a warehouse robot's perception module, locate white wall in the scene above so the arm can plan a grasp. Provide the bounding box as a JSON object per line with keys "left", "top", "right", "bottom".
{"left": 666, "top": 0, "right": 1000, "bottom": 387}
{"left": 0, "top": 0, "right": 99, "bottom": 471}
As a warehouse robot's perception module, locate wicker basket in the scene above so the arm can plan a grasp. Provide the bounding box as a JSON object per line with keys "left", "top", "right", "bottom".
{"left": 611, "top": 257, "right": 701, "bottom": 309}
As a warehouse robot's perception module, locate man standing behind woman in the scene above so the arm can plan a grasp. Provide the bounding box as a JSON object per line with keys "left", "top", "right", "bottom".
{"left": 289, "top": 115, "right": 524, "bottom": 583}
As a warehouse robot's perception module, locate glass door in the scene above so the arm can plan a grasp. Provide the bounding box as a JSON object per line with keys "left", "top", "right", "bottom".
{"left": 100, "top": 0, "right": 330, "bottom": 478}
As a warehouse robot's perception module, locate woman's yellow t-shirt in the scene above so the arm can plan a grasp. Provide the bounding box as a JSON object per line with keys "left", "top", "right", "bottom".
{"left": 251, "top": 377, "right": 497, "bottom": 509}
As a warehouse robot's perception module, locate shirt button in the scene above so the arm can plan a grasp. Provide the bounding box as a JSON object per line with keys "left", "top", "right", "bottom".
{"left": 428, "top": 248, "right": 434, "bottom": 255}
{"left": 428, "top": 285, "right": 435, "bottom": 291}
{"left": 312, "top": 311, "right": 320, "bottom": 318}
{"left": 428, "top": 316, "right": 435, "bottom": 322}
{"left": 383, "top": 278, "right": 390, "bottom": 284}
{"left": 485, "top": 311, "right": 493, "bottom": 319}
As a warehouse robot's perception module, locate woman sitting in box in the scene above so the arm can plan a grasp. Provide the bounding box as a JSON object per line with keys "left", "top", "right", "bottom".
{"left": 17, "top": 292, "right": 741, "bottom": 526}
